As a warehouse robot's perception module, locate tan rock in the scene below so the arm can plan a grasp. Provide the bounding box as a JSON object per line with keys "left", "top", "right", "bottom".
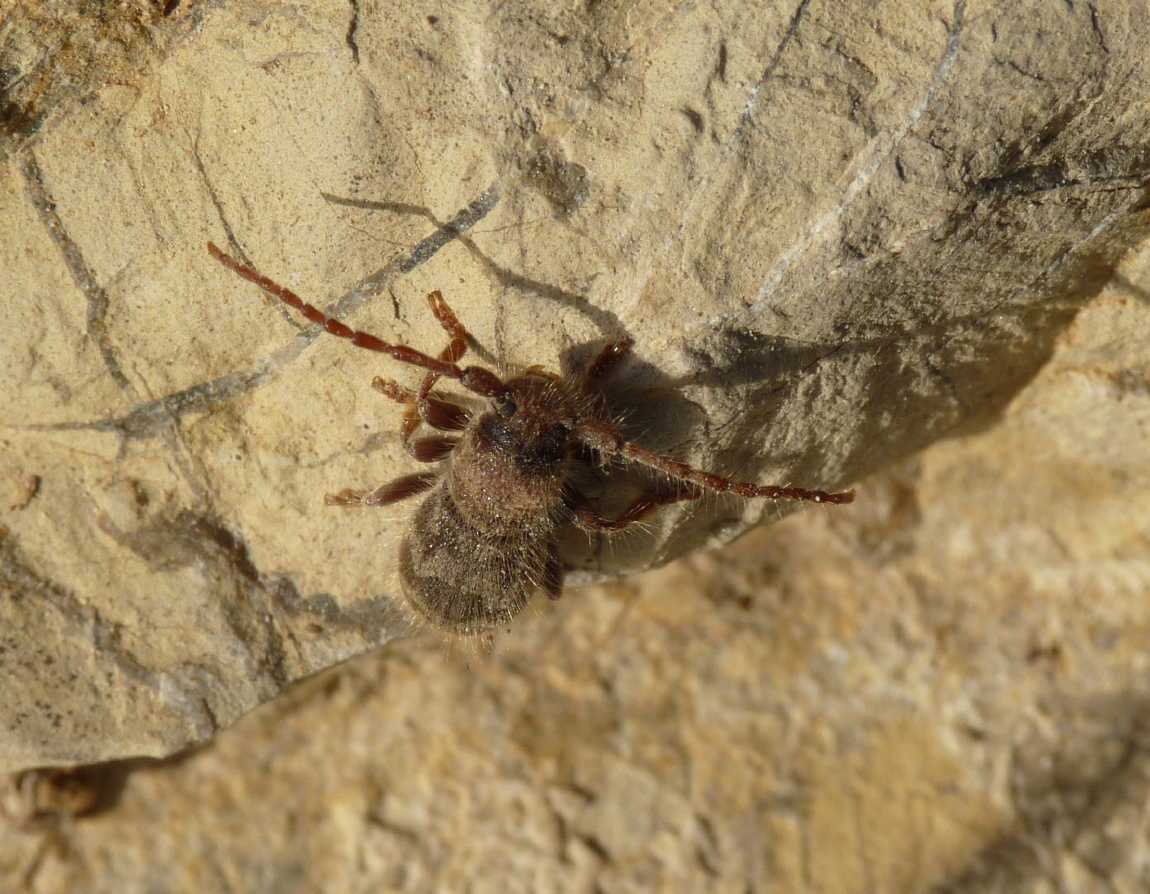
{"left": 1, "top": 236, "right": 1149, "bottom": 892}
{"left": 2, "top": 1, "right": 1149, "bottom": 776}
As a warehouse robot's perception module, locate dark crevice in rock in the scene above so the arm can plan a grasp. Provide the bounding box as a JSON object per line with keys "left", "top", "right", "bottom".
{"left": 971, "top": 147, "right": 1150, "bottom": 197}
{"left": 19, "top": 150, "right": 132, "bottom": 391}
{"left": 93, "top": 510, "right": 295, "bottom": 691}
{"left": 88, "top": 506, "right": 408, "bottom": 686}
{"left": 1087, "top": 1, "right": 1109, "bottom": 54}
{"left": 268, "top": 576, "right": 409, "bottom": 647}
{"left": 346, "top": 0, "right": 361, "bottom": 65}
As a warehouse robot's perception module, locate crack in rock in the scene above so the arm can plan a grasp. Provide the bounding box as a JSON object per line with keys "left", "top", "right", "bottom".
{"left": 24, "top": 183, "right": 502, "bottom": 442}
{"left": 19, "top": 149, "right": 133, "bottom": 392}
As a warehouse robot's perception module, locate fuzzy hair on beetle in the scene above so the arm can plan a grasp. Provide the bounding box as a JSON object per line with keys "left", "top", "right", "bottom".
{"left": 207, "top": 242, "right": 854, "bottom": 636}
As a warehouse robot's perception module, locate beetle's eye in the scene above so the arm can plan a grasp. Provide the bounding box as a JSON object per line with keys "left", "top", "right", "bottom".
{"left": 496, "top": 394, "right": 518, "bottom": 417}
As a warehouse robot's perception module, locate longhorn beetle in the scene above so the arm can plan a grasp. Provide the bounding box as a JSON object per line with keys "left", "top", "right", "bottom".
{"left": 208, "top": 243, "right": 854, "bottom": 634}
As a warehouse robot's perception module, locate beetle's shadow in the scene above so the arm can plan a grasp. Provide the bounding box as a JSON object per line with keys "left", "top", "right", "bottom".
{"left": 549, "top": 245, "right": 1115, "bottom": 582}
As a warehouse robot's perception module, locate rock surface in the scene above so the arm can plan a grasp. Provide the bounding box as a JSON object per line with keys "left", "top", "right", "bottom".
{"left": 2, "top": 1, "right": 1150, "bottom": 770}
{"left": 2, "top": 239, "right": 1149, "bottom": 893}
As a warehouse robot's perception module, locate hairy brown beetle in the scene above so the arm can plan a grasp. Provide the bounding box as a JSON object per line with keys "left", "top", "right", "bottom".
{"left": 208, "top": 243, "right": 853, "bottom": 634}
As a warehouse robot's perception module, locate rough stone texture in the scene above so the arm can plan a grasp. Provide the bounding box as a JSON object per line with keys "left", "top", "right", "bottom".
{"left": 2, "top": 241, "right": 1149, "bottom": 891}
{"left": 0, "top": 1, "right": 185, "bottom": 146}
{"left": 2, "top": 1, "right": 1150, "bottom": 770}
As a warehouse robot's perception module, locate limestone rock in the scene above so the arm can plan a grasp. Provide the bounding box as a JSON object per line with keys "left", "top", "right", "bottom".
{"left": 2, "top": 239, "right": 1148, "bottom": 892}
{"left": 2, "top": 1, "right": 1149, "bottom": 769}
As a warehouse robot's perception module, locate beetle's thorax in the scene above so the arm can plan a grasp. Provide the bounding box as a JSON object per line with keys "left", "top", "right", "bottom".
{"left": 446, "top": 373, "right": 579, "bottom": 537}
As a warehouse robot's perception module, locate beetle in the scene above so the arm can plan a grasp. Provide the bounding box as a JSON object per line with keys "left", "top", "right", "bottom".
{"left": 208, "top": 242, "right": 853, "bottom": 634}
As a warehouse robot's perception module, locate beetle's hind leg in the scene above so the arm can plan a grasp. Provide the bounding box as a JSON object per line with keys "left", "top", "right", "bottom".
{"left": 566, "top": 485, "right": 701, "bottom": 531}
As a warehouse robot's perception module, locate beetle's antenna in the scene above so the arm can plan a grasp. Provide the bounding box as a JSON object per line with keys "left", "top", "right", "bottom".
{"left": 207, "top": 242, "right": 508, "bottom": 400}
{"left": 573, "top": 420, "right": 855, "bottom": 505}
